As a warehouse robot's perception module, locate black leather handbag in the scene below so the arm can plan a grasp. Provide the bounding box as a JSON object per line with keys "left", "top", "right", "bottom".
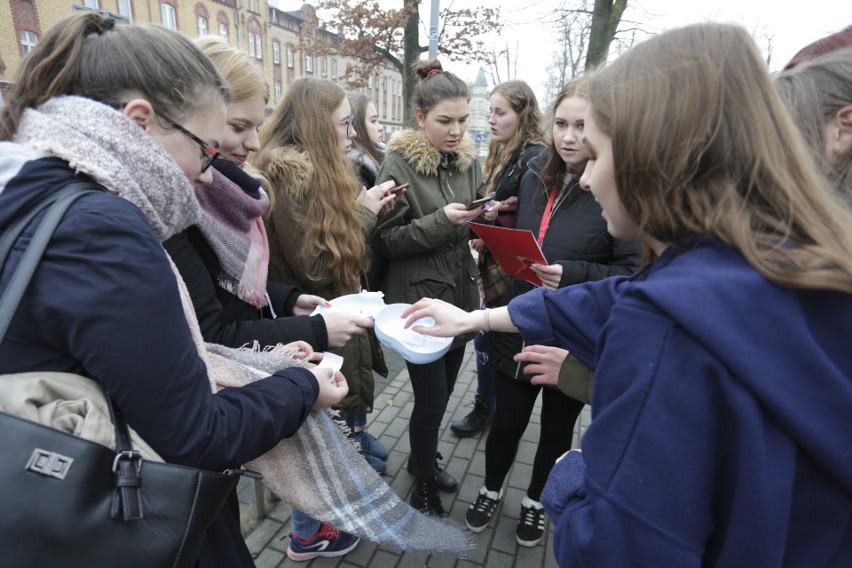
{"left": 0, "top": 183, "right": 243, "bottom": 567}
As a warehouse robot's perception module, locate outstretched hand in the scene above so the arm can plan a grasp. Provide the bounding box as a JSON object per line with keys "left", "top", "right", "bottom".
{"left": 401, "top": 298, "right": 479, "bottom": 337}
{"left": 322, "top": 312, "right": 374, "bottom": 348}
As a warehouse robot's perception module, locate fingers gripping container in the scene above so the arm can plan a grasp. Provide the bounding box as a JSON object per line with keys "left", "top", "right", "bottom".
{"left": 373, "top": 303, "right": 452, "bottom": 365}
{"left": 313, "top": 293, "right": 452, "bottom": 365}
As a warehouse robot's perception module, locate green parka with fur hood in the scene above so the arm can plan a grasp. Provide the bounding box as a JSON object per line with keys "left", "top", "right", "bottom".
{"left": 374, "top": 130, "right": 484, "bottom": 350}
{"left": 260, "top": 145, "right": 387, "bottom": 413}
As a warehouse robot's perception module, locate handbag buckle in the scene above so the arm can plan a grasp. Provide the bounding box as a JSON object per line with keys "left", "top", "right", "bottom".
{"left": 112, "top": 450, "right": 142, "bottom": 474}
{"left": 25, "top": 448, "right": 74, "bottom": 480}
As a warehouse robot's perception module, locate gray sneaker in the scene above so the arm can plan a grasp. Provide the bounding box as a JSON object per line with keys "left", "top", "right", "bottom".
{"left": 465, "top": 486, "right": 502, "bottom": 533}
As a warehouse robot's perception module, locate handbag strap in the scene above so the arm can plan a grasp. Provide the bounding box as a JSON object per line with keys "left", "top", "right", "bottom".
{"left": 0, "top": 183, "right": 102, "bottom": 341}
{"left": 0, "top": 182, "right": 146, "bottom": 521}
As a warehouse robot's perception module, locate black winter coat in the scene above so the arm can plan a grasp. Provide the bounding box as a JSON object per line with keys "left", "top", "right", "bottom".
{"left": 0, "top": 150, "right": 318, "bottom": 568}
{"left": 164, "top": 226, "right": 329, "bottom": 351}
{"left": 489, "top": 151, "right": 641, "bottom": 376}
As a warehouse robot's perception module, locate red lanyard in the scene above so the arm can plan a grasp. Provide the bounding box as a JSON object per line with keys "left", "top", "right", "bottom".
{"left": 536, "top": 187, "right": 559, "bottom": 246}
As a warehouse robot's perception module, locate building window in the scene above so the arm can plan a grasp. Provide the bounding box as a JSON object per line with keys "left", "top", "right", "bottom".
{"left": 197, "top": 16, "right": 208, "bottom": 36}
{"left": 305, "top": 54, "right": 313, "bottom": 73}
{"left": 20, "top": 30, "right": 38, "bottom": 55}
{"left": 160, "top": 4, "right": 177, "bottom": 29}
{"left": 218, "top": 22, "right": 228, "bottom": 42}
{"left": 321, "top": 57, "right": 327, "bottom": 77}
{"left": 331, "top": 59, "right": 337, "bottom": 80}
{"left": 248, "top": 32, "right": 255, "bottom": 58}
{"left": 118, "top": 0, "right": 133, "bottom": 22}
{"left": 254, "top": 34, "right": 262, "bottom": 59}
{"left": 84, "top": 0, "right": 99, "bottom": 8}
{"left": 274, "top": 80, "right": 282, "bottom": 102}
{"left": 286, "top": 46, "right": 293, "bottom": 68}
{"left": 273, "top": 42, "right": 280, "bottom": 65}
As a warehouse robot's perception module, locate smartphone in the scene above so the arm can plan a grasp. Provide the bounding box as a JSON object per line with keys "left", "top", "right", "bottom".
{"left": 466, "top": 193, "right": 494, "bottom": 210}
{"left": 389, "top": 182, "right": 410, "bottom": 194}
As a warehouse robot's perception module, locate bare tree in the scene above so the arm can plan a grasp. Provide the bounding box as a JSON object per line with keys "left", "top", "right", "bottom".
{"left": 319, "top": 0, "right": 502, "bottom": 125}
{"left": 545, "top": 0, "right": 592, "bottom": 104}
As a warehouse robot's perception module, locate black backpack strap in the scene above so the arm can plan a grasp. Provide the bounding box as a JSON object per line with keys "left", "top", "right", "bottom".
{"left": 0, "top": 182, "right": 102, "bottom": 341}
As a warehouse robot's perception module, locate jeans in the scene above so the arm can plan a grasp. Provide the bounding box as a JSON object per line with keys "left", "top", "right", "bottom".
{"left": 291, "top": 507, "right": 321, "bottom": 539}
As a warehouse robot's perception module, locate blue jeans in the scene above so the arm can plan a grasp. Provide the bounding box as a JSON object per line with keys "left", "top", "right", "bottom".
{"left": 473, "top": 331, "right": 497, "bottom": 407}
{"left": 291, "top": 508, "right": 321, "bottom": 539}
{"left": 341, "top": 410, "right": 367, "bottom": 431}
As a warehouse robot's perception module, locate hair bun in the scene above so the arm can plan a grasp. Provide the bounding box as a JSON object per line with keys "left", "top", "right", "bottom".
{"left": 415, "top": 59, "right": 444, "bottom": 80}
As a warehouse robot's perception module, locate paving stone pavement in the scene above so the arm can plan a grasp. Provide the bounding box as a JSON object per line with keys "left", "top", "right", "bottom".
{"left": 238, "top": 342, "right": 591, "bottom": 567}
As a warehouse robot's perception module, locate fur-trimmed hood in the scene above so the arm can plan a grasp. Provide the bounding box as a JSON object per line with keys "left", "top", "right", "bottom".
{"left": 385, "top": 129, "right": 477, "bottom": 177}
{"left": 254, "top": 145, "right": 314, "bottom": 200}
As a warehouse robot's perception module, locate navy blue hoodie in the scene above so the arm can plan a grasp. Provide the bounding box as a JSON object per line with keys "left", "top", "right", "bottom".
{"left": 510, "top": 237, "right": 852, "bottom": 566}
{"left": 0, "top": 143, "right": 319, "bottom": 566}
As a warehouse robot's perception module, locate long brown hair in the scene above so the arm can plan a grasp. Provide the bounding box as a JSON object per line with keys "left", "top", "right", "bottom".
{"left": 253, "top": 78, "right": 366, "bottom": 291}
{"left": 586, "top": 23, "right": 852, "bottom": 293}
{"left": 482, "top": 80, "right": 545, "bottom": 191}
{"left": 0, "top": 12, "right": 229, "bottom": 140}
{"left": 347, "top": 92, "right": 383, "bottom": 164}
{"left": 775, "top": 47, "right": 852, "bottom": 200}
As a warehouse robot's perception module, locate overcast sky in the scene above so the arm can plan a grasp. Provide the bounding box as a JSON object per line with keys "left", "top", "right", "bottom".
{"left": 284, "top": 0, "right": 851, "bottom": 100}
{"left": 440, "top": 0, "right": 850, "bottom": 98}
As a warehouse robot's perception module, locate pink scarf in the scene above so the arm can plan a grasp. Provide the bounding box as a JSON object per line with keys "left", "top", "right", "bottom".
{"left": 194, "top": 161, "right": 270, "bottom": 307}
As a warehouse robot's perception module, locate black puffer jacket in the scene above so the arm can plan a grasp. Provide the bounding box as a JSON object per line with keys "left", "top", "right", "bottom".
{"left": 489, "top": 150, "right": 641, "bottom": 376}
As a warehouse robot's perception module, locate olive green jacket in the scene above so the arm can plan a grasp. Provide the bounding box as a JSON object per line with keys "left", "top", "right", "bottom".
{"left": 260, "top": 145, "right": 387, "bottom": 412}
{"left": 373, "top": 130, "right": 484, "bottom": 350}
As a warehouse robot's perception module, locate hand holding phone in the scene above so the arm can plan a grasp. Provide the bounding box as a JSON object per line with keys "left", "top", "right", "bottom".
{"left": 466, "top": 192, "right": 495, "bottom": 210}
{"left": 389, "top": 182, "right": 410, "bottom": 195}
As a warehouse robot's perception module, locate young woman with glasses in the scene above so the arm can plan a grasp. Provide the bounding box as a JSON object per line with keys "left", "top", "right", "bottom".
{"left": 251, "top": 77, "right": 398, "bottom": 560}
{"left": 0, "top": 13, "right": 347, "bottom": 567}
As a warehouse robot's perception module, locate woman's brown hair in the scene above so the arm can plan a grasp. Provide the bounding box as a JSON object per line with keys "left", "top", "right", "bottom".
{"left": 0, "top": 12, "right": 229, "bottom": 140}
{"left": 253, "top": 78, "right": 366, "bottom": 291}
{"left": 586, "top": 23, "right": 852, "bottom": 293}
{"left": 775, "top": 47, "right": 852, "bottom": 201}
{"left": 482, "top": 80, "right": 545, "bottom": 191}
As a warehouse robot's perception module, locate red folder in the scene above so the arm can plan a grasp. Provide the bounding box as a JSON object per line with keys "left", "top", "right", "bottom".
{"left": 469, "top": 222, "right": 547, "bottom": 286}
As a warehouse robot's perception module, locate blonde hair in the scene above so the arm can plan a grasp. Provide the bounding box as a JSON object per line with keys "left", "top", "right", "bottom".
{"left": 195, "top": 36, "right": 269, "bottom": 105}
{"left": 482, "top": 80, "right": 545, "bottom": 191}
{"left": 253, "top": 78, "right": 366, "bottom": 291}
{"left": 585, "top": 23, "right": 852, "bottom": 293}
{"left": 775, "top": 47, "right": 852, "bottom": 200}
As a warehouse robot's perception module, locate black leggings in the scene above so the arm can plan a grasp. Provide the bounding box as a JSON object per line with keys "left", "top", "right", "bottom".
{"left": 406, "top": 346, "right": 466, "bottom": 477}
{"left": 484, "top": 367, "right": 585, "bottom": 501}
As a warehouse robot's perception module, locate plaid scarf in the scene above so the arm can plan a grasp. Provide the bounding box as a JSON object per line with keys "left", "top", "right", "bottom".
{"left": 194, "top": 161, "right": 270, "bottom": 308}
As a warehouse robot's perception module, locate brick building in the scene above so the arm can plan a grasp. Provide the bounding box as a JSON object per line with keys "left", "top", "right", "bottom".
{"left": 0, "top": 0, "right": 405, "bottom": 139}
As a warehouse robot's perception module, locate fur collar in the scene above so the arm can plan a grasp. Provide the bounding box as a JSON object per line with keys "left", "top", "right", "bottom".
{"left": 257, "top": 145, "right": 314, "bottom": 200}
{"left": 385, "top": 129, "right": 477, "bottom": 177}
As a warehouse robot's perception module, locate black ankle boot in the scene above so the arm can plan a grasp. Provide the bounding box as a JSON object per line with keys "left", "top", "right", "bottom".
{"left": 410, "top": 475, "right": 446, "bottom": 517}
{"left": 450, "top": 396, "right": 493, "bottom": 438}
{"left": 406, "top": 452, "right": 458, "bottom": 493}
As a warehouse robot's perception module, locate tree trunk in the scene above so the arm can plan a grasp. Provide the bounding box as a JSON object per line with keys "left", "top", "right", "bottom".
{"left": 402, "top": 0, "right": 422, "bottom": 127}
{"left": 584, "top": 0, "right": 627, "bottom": 70}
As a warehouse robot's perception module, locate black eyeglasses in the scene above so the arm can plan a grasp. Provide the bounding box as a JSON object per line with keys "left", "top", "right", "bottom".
{"left": 157, "top": 114, "right": 220, "bottom": 173}
{"left": 107, "top": 102, "right": 219, "bottom": 173}
{"left": 334, "top": 118, "right": 352, "bottom": 136}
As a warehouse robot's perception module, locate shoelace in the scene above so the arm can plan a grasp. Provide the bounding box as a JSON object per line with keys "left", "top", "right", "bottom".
{"left": 474, "top": 493, "right": 497, "bottom": 512}
{"left": 317, "top": 524, "right": 340, "bottom": 540}
{"left": 522, "top": 506, "right": 544, "bottom": 528}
